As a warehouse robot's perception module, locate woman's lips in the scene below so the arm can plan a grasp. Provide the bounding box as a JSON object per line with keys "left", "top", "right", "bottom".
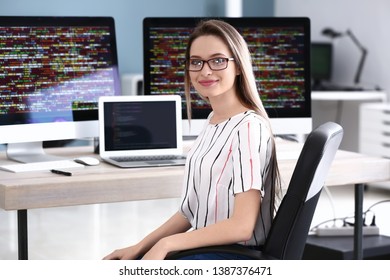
{"left": 198, "top": 80, "right": 218, "bottom": 87}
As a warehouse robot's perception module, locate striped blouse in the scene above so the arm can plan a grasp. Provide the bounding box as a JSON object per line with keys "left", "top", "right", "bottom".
{"left": 179, "top": 110, "right": 274, "bottom": 246}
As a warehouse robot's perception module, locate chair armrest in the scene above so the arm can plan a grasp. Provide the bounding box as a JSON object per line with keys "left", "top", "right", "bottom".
{"left": 165, "top": 244, "right": 277, "bottom": 260}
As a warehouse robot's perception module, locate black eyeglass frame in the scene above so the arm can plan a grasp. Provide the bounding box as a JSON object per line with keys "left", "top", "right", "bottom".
{"left": 186, "top": 57, "right": 235, "bottom": 72}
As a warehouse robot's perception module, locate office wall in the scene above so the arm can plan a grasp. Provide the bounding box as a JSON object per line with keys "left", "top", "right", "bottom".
{"left": 0, "top": 0, "right": 273, "bottom": 76}
{"left": 275, "top": 0, "right": 390, "bottom": 95}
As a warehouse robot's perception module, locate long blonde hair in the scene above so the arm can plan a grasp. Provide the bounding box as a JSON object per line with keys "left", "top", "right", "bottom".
{"left": 184, "top": 19, "right": 281, "bottom": 216}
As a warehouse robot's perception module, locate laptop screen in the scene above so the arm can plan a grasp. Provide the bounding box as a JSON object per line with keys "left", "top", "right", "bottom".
{"left": 103, "top": 100, "right": 178, "bottom": 151}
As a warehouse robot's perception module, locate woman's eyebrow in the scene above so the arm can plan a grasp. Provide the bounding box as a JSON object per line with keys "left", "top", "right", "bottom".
{"left": 189, "top": 53, "right": 229, "bottom": 59}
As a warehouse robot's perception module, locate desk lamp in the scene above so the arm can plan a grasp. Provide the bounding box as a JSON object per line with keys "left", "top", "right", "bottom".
{"left": 322, "top": 28, "right": 367, "bottom": 85}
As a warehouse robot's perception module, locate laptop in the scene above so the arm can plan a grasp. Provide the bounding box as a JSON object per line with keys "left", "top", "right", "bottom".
{"left": 98, "top": 95, "right": 187, "bottom": 168}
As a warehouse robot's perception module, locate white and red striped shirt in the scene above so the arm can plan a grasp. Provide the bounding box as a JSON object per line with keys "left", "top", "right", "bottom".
{"left": 180, "top": 110, "right": 274, "bottom": 246}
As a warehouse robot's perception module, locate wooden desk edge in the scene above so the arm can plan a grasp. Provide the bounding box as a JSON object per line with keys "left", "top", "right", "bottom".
{"left": 1, "top": 144, "right": 390, "bottom": 211}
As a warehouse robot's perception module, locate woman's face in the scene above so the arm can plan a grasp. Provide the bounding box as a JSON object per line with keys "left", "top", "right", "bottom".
{"left": 188, "top": 35, "right": 239, "bottom": 101}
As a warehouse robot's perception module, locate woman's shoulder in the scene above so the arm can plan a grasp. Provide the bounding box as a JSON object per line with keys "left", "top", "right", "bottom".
{"left": 237, "top": 111, "right": 272, "bottom": 137}
{"left": 240, "top": 111, "right": 270, "bottom": 127}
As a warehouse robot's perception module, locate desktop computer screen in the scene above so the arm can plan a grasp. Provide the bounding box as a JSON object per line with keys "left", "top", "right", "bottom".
{"left": 311, "top": 42, "right": 333, "bottom": 89}
{"left": 143, "top": 17, "right": 312, "bottom": 136}
{"left": 0, "top": 16, "right": 121, "bottom": 163}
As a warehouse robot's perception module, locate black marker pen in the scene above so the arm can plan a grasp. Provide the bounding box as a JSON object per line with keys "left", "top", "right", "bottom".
{"left": 51, "top": 169, "right": 72, "bottom": 176}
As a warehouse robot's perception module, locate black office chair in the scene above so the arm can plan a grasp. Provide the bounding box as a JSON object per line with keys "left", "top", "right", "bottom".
{"left": 166, "top": 122, "right": 344, "bottom": 260}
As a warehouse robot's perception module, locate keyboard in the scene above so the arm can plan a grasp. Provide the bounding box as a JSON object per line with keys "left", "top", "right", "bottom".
{"left": 111, "top": 155, "right": 186, "bottom": 162}
{"left": 0, "top": 160, "right": 85, "bottom": 173}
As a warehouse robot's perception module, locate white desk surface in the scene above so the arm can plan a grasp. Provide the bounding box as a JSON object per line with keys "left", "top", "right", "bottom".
{"left": 312, "top": 91, "right": 387, "bottom": 101}
{"left": 1, "top": 140, "right": 390, "bottom": 211}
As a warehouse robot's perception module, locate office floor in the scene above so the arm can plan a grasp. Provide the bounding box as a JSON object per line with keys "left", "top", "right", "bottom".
{"left": 1, "top": 184, "right": 390, "bottom": 260}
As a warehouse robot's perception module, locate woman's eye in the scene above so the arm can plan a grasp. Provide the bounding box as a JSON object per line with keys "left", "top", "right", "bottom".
{"left": 191, "top": 60, "right": 202, "bottom": 66}
{"left": 212, "top": 58, "right": 224, "bottom": 64}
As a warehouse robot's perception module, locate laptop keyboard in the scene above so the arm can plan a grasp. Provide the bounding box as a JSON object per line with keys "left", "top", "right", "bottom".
{"left": 111, "top": 155, "right": 186, "bottom": 162}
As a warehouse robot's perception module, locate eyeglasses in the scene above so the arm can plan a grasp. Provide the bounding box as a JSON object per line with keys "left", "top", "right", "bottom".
{"left": 186, "top": 57, "right": 235, "bottom": 72}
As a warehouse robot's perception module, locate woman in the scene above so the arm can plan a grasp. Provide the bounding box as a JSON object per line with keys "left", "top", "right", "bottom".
{"left": 103, "top": 19, "right": 280, "bottom": 260}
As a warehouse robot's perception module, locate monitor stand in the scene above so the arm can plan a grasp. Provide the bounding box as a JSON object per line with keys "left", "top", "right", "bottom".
{"left": 6, "top": 142, "right": 66, "bottom": 163}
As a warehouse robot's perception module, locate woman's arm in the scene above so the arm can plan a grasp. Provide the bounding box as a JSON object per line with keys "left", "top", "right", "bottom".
{"left": 142, "top": 189, "right": 261, "bottom": 260}
{"left": 103, "top": 211, "right": 192, "bottom": 260}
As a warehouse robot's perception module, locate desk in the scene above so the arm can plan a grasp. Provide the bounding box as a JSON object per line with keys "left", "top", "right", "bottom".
{"left": 312, "top": 91, "right": 387, "bottom": 152}
{"left": 1, "top": 141, "right": 390, "bottom": 260}
{"left": 303, "top": 235, "right": 390, "bottom": 259}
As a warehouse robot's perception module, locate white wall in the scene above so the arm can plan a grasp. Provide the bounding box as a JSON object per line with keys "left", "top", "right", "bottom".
{"left": 275, "top": 0, "right": 390, "bottom": 95}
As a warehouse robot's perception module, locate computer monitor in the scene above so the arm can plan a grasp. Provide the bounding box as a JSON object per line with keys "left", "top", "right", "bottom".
{"left": 0, "top": 16, "right": 121, "bottom": 163}
{"left": 311, "top": 42, "right": 332, "bottom": 89}
{"left": 143, "top": 17, "right": 312, "bottom": 136}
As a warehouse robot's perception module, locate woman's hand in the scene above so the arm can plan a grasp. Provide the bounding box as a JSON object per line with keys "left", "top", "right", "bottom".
{"left": 103, "top": 212, "right": 191, "bottom": 260}
{"left": 103, "top": 245, "right": 140, "bottom": 260}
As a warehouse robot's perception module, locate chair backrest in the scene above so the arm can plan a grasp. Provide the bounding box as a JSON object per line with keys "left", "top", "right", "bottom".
{"left": 263, "top": 122, "right": 343, "bottom": 259}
